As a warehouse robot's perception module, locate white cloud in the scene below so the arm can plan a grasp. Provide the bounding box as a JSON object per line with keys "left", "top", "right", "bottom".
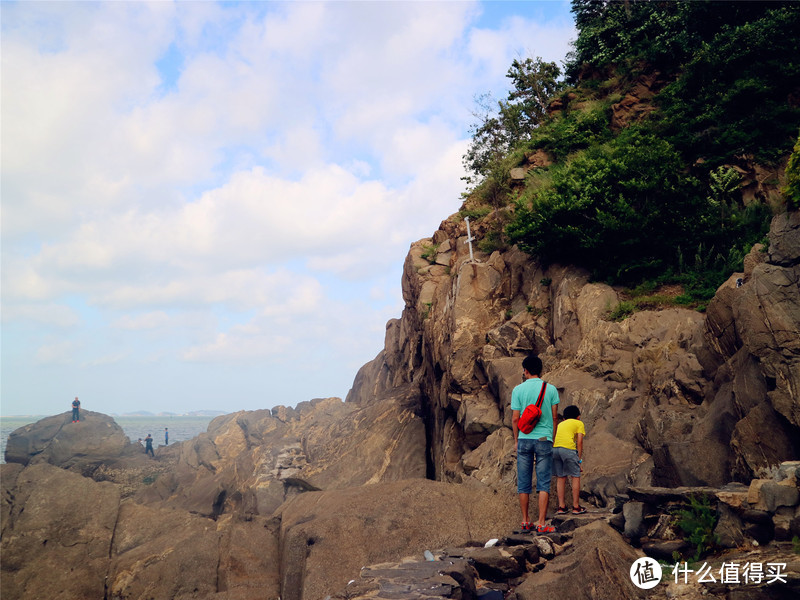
{"left": 1, "top": 303, "right": 80, "bottom": 327}
{"left": 1, "top": 0, "right": 576, "bottom": 415}
{"left": 112, "top": 311, "right": 171, "bottom": 331}
{"left": 35, "top": 340, "right": 77, "bottom": 366}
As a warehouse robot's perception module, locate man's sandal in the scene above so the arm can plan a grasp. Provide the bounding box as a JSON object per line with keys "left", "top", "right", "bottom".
{"left": 536, "top": 524, "right": 556, "bottom": 533}
{"left": 555, "top": 507, "right": 569, "bottom": 515}
{"left": 572, "top": 506, "right": 587, "bottom": 515}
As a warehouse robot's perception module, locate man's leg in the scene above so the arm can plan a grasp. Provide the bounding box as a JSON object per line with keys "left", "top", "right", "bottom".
{"left": 519, "top": 493, "right": 530, "bottom": 524}
{"left": 516, "top": 439, "right": 534, "bottom": 527}
{"left": 537, "top": 490, "right": 549, "bottom": 528}
{"left": 533, "top": 439, "right": 553, "bottom": 529}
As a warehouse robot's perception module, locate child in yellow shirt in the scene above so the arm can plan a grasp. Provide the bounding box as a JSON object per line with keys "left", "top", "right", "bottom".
{"left": 553, "top": 405, "right": 586, "bottom": 514}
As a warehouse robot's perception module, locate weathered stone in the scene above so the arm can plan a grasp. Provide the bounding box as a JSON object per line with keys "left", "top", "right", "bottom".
{"left": 768, "top": 210, "right": 800, "bottom": 267}
{"left": 759, "top": 481, "right": 800, "bottom": 512}
{"left": 4, "top": 411, "right": 137, "bottom": 473}
{"left": 749, "top": 479, "right": 800, "bottom": 512}
{"left": 509, "top": 167, "right": 526, "bottom": 180}
{"left": 641, "top": 539, "right": 690, "bottom": 561}
{"left": 277, "top": 479, "right": 519, "bottom": 600}
{"left": 353, "top": 557, "right": 476, "bottom": 599}
{"left": 623, "top": 501, "right": 646, "bottom": 539}
{"left": 774, "top": 506, "right": 796, "bottom": 541}
{"left": 457, "top": 390, "right": 502, "bottom": 449}
{"left": 514, "top": 521, "right": 646, "bottom": 600}
{"left": 530, "top": 536, "right": 556, "bottom": 560}
{"left": 448, "top": 545, "right": 525, "bottom": 581}
{"left": 776, "top": 461, "right": 800, "bottom": 483}
{"left": 0, "top": 463, "right": 120, "bottom": 600}
{"left": 715, "top": 503, "right": 746, "bottom": 549}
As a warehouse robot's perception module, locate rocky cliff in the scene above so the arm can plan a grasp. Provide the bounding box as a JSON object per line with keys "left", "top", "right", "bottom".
{"left": 350, "top": 209, "right": 799, "bottom": 500}
{"left": 2, "top": 210, "right": 798, "bottom": 600}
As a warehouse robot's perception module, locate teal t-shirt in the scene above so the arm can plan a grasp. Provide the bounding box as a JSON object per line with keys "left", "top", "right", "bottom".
{"left": 511, "top": 378, "right": 560, "bottom": 441}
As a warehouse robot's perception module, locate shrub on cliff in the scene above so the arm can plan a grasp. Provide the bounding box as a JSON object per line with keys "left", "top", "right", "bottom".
{"left": 506, "top": 127, "right": 703, "bottom": 283}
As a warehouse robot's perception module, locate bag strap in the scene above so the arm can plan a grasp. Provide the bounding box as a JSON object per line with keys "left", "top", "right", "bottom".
{"left": 534, "top": 382, "right": 547, "bottom": 408}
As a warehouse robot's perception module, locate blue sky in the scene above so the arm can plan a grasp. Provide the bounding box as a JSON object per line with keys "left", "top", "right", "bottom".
{"left": 1, "top": 1, "right": 576, "bottom": 416}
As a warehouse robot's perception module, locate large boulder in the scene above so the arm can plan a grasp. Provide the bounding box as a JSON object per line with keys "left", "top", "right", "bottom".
{"left": 0, "top": 463, "right": 120, "bottom": 600}
{"left": 514, "top": 520, "right": 647, "bottom": 600}
{"left": 276, "top": 478, "right": 519, "bottom": 600}
{"left": 4, "top": 411, "right": 137, "bottom": 474}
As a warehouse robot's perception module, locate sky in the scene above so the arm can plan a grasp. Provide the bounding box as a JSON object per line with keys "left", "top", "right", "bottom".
{"left": 1, "top": 1, "right": 576, "bottom": 417}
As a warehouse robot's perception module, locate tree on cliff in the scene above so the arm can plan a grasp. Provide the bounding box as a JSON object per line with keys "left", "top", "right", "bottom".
{"left": 462, "top": 57, "right": 562, "bottom": 186}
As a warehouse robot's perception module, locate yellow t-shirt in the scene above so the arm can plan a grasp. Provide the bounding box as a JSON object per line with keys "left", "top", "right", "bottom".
{"left": 553, "top": 418, "right": 585, "bottom": 450}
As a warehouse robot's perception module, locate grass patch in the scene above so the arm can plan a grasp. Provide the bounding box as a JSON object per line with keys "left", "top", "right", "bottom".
{"left": 672, "top": 494, "right": 719, "bottom": 561}
{"left": 421, "top": 243, "right": 440, "bottom": 263}
{"left": 607, "top": 282, "right": 707, "bottom": 321}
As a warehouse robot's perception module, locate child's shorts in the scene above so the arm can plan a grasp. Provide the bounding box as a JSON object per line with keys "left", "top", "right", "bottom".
{"left": 553, "top": 446, "right": 581, "bottom": 478}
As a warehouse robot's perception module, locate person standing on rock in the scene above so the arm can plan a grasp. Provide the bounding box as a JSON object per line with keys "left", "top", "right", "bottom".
{"left": 144, "top": 434, "right": 154, "bottom": 457}
{"left": 511, "top": 354, "right": 559, "bottom": 534}
{"left": 164, "top": 428, "right": 169, "bottom": 445}
{"left": 553, "top": 405, "right": 587, "bottom": 515}
{"left": 71, "top": 397, "right": 81, "bottom": 423}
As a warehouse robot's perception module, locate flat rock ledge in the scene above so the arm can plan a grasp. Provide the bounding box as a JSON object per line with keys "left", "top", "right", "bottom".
{"left": 330, "top": 472, "right": 800, "bottom": 600}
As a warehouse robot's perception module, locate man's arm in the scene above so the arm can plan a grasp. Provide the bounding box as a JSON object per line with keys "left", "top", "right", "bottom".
{"left": 512, "top": 410, "right": 521, "bottom": 443}
{"left": 551, "top": 404, "right": 558, "bottom": 440}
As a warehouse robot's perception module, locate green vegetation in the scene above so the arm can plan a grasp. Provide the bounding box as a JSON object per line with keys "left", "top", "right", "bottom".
{"left": 672, "top": 494, "right": 719, "bottom": 561}
{"left": 786, "top": 135, "right": 800, "bottom": 211}
{"left": 421, "top": 243, "right": 440, "bottom": 263}
{"left": 461, "top": 1, "right": 797, "bottom": 300}
{"left": 463, "top": 57, "right": 562, "bottom": 187}
{"left": 608, "top": 300, "right": 635, "bottom": 322}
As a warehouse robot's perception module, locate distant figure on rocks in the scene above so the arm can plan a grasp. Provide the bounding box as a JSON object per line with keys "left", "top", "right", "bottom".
{"left": 511, "top": 354, "right": 559, "bottom": 534}
{"left": 164, "top": 427, "right": 169, "bottom": 445}
{"left": 71, "top": 397, "right": 81, "bottom": 423}
{"left": 138, "top": 438, "right": 144, "bottom": 449}
{"left": 553, "top": 405, "right": 586, "bottom": 515}
{"left": 144, "top": 434, "right": 154, "bottom": 457}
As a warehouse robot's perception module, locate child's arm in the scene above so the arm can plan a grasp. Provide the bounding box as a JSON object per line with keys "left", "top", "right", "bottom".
{"left": 576, "top": 432, "right": 584, "bottom": 471}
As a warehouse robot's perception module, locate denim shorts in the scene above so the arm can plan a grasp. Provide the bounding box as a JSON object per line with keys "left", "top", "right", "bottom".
{"left": 553, "top": 446, "right": 581, "bottom": 478}
{"left": 517, "top": 438, "right": 552, "bottom": 494}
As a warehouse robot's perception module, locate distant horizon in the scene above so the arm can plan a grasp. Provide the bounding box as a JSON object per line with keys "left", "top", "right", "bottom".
{"left": 0, "top": 409, "right": 230, "bottom": 419}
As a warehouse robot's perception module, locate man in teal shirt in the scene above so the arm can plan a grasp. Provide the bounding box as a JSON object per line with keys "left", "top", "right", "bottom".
{"left": 511, "top": 354, "right": 559, "bottom": 533}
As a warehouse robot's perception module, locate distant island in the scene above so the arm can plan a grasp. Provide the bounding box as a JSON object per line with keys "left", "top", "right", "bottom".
{"left": 111, "top": 410, "right": 228, "bottom": 417}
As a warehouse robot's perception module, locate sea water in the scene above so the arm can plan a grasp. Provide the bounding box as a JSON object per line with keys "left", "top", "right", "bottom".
{"left": 0, "top": 415, "right": 220, "bottom": 464}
